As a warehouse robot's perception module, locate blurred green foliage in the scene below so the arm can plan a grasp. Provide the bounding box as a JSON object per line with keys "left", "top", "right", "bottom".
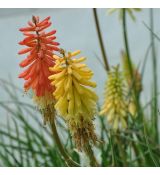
{"left": 0, "top": 78, "right": 160, "bottom": 167}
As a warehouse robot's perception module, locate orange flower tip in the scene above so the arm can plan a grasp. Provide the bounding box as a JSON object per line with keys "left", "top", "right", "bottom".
{"left": 46, "top": 22, "right": 52, "bottom": 27}
{"left": 38, "top": 16, "right": 50, "bottom": 22}
{"left": 19, "top": 62, "right": 26, "bottom": 68}
{"left": 19, "top": 28, "right": 27, "bottom": 32}
{"left": 54, "top": 47, "right": 60, "bottom": 51}
{"left": 56, "top": 42, "right": 60, "bottom": 46}
{"left": 19, "top": 63, "right": 23, "bottom": 67}
{"left": 18, "top": 51, "right": 23, "bottom": 55}
{"left": 53, "top": 30, "right": 56, "bottom": 34}
{"left": 18, "top": 73, "right": 24, "bottom": 78}
{"left": 28, "top": 21, "right": 34, "bottom": 27}
{"left": 45, "top": 30, "right": 57, "bottom": 36}
{"left": 40, "top": 16, "right": 50, "bottom": 23}
{"left": 18, "top": 41, "right": 23, "bottom": 45}
{"left": 18, "top": 48, "right": 32, "bottom": 55}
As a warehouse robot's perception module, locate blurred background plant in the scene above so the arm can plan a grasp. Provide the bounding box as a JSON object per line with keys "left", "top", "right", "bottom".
{"left": 0, "top": 8, "right": 160, "bottom": 167}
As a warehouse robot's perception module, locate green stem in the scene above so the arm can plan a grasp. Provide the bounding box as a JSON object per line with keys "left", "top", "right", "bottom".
{"left": 109, "top": 130, "right": 116, "bottom": 166}
{"left": 49, "top": 116, "right": 80, "bottom": 167}
{"left": 93, "top": 8, "right": 110, "bottom": 72}
{"left": 150, "top": 9, "right": 159, "bottom": 144}
{"left": 122, "top": 9, "right": 141, "bottom": 117}
{"left": 116, "top": 133, "right": 127, "bottom": 166}
{"left": 132, "top": 140, "right": 144, "bottom": 166}
{"left": 122, "top": 9, "right": 135, "bottom": 92}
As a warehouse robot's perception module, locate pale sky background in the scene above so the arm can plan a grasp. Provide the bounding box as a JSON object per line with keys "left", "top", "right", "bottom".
{"left": 0, "top": 8, "right": 160, "bottom": 117}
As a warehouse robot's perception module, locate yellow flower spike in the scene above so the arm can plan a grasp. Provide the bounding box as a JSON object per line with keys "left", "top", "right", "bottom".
{"left": 108, "top": 8, "right": 141, "bottom": 21}
{"left": 49, "top": 50, "right": 98, "bottom": 150}
{"left": 100, "top": 65, "right": 128, "bottom": 131}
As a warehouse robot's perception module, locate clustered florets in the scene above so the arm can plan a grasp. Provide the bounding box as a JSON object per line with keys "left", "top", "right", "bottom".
{"left": 49, "top": 50, "right": 98, "bottom": 149}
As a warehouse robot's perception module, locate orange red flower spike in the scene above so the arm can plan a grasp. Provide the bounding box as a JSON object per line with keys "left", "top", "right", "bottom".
{"left": 18, "top": 16, "right": 60, "bottom": 96}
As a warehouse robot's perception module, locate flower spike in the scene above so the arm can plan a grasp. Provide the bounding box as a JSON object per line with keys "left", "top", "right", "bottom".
{"left": 18, "top": 16, "right": 60, "bottom": 97}
{"left": 18, "top": 16, "right": 60, "bottom": 124}
{"left": 121, "top": 51, "right": 142, "bottom": 117}
{"left": 49, "top": 50, "right": 98, "bottom": 150}
{"left": 100, "top": 65, "right": 128, "bottom": 131}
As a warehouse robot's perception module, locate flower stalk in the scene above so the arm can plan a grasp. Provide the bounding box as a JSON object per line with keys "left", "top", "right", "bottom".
{"left": 150, "top": 9, "right": 159, "bottom": 144}
{"left": 122, "top": 9, "right": 140, "bottom": 118}
{"left": 93, "top": 8, "right": 110, "bottom": 72}
{"left": 49, "top": 114, "right": 80, "bottom": 167}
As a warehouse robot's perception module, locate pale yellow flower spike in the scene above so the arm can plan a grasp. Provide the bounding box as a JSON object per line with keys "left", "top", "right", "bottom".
{"left": 121, "top": 51, "right": 142, "bottom": 117}
{"left": 49, "top": 50, "right": 98, "bottom": 150}
{"left": 100, "top": 65, "right": 128, "bottom": 131}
